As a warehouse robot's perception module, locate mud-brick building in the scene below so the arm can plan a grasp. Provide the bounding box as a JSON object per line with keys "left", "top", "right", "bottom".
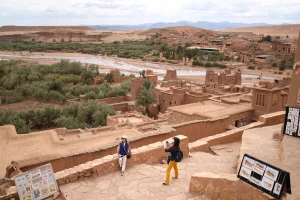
{"left": 205, "top": 69, "right": 242, "bottom": 88}
{"left": 164, "top": 70, "right": 177, "bottom": 81}
{"left": 158, "top": 87, "right": 211, "bottom": 113}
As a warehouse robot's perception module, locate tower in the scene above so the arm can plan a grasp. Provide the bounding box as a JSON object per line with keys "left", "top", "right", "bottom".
{"left": 294, "top": 31, "right": 300, "bottom": 69}
{"left": 287, "top": 31, "right": 300, "bottom": 108}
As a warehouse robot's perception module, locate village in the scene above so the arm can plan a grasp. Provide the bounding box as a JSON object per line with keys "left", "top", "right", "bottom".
{"left": 0, "top": 29, "right": 299, "bottom": 199}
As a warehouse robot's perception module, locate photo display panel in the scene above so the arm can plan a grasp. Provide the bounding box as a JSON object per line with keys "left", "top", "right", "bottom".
{"left": 283, "top": 107, "right": 300, "bottom": 137}
{"left": 14, "top": 164, "right": 58, "bottom": 200}
{"left": 237, "top": 154, "right": 291, "bottom": 199}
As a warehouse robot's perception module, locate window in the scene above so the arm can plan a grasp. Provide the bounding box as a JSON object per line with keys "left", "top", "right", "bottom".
{"left": 256, "top": 93, "right": 266, "bottom": 107}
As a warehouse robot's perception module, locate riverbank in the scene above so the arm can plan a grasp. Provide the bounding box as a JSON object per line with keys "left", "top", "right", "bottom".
{"left": 0, "top": 51, "right": 292, "bottom": 84}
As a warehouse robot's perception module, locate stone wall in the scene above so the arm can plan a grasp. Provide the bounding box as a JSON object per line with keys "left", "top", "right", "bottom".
{"left": 160, "top": 81, "right": 185, "bottom": 88}
{"left": 189, "top": 172, "right": 272, "bottom": 200}
{"left": 229, "top": 110, "right": 253, "bottom": 127}
{"left": 172, "top": 116, "right": 231, "bottom": 143}
{"left": 95, "top": 96, "right": 127, "bottom": 104}
{"left": 54, "top": 135, "right": 189, "bottom": 185}
{"left": 189, "top": 111, "right": 285, "bottom": 153}
{"left": 184, "top": 93, "right": 210, "bottom": 104}
{"left": 20, "top": 127, "right": 177, "bottom": 174}
{"left": 111, "top": 102, "right": 129, "bottom": 112}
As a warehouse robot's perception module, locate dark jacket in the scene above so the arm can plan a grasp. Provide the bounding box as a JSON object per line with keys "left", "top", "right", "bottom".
{"left": 119, "top": 142, "right": 130, "bottom": 156}
{"left": 164, "top": 146, "right": 179, "bottom": 161}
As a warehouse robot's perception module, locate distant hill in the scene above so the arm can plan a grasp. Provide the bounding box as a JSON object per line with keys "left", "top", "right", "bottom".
{"left": 140, "top": 26, "right": 215, "bottom": 36}
{"left": 0, "top": 26, "right": 93, "bottom": 32}
{"left": 89, "top": 21, "right": 269, "bottom": 31}
{"left": 222, "top": 24, "right": 300, "bottom": 37}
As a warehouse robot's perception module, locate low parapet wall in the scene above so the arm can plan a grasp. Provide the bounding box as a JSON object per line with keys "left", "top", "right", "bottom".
{"left": 54, "top": 135, "right": 189, "bottom": 185}
{"left": 189, "top": 111, "right": 285, "bottom": 153}
{"left": 189, "top": 172, "right": 272, "bottom": 200}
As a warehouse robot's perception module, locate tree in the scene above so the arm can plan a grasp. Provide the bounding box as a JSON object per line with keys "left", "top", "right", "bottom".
{"left": 81, "top": 70, "right": 94, "bottom": 85}
{"left": 141, "top": 79, "right": 155, "bottom": 90}
{"left": 139, "top": 70, "right": 146, "bottom": 78}
{"left": 61, "top": 38, "right": 65, "bottom": 42}
{"left": 105, "top": 72, "right": 114, "bottom": 83}
{"left": 262, "top": 35, "right": 272, "bottom": 42}
{"left": 279, "top": 59, "right": 287, "bottom": 71}
{"left": 136, "top": 89, "right": 157, "bottom": 109}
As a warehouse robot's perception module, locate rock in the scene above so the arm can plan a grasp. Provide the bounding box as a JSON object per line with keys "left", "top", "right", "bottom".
{"left": 161, "top": 160, "right": 167, "bottom": 164}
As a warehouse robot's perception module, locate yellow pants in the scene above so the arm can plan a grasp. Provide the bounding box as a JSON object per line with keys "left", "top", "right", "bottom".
{"left": 164, "top": 160, "right": 178, "bottom": 184}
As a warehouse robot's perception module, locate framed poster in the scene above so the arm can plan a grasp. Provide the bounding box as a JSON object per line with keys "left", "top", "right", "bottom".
{"left": 283, "top": 107, "right": 300, "bottom": 137}
{"left": 14, "top": 164, "right": 58, "bottom": 200}
{"left": 237, "top": 154, "right": 291, "bottom": 199}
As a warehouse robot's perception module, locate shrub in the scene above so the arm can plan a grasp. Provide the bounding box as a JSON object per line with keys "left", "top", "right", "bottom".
{"left": 0, "top": 102, "right": 116, "bottom": 134}
{"left": 247, "top": 66, "right": 255, "bottom": 70}
{"left": 205, "top": 62, "right": 212, "bottom": 67}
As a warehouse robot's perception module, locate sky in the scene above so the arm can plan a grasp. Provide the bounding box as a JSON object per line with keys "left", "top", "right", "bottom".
{"left": 0, "top": 0, "right": 300, "bottom": 26}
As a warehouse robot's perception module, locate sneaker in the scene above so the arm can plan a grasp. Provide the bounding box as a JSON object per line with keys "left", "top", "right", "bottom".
{"left": 121, "top": 171, "right": 124, "bottom": 176}
{"left": 162, "top": 183, "right": 168, "bottom": 185}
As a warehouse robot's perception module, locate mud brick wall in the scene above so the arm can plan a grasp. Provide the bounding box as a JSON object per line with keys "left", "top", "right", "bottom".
{"left": 54, "top": 135, "right": 189, "bottom": 185}
{"left": 189, "top": 172, "right": 272, "bottom": 200}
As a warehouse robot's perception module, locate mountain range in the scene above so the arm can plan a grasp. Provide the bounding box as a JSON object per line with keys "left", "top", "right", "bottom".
{"left": 89, "top": 21, "right": 270, "bottom": 31}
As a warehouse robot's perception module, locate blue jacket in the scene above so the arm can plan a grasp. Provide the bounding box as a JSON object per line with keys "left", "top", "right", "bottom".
{"left": 119, "top": 142, "right": 129, "bottom": 156}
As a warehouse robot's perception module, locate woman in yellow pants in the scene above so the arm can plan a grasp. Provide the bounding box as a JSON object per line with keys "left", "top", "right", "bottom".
{"left": 163, "top": 137, "right": 180, "bottom": 185}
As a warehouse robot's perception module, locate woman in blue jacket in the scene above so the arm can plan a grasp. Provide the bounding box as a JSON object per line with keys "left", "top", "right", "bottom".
{"left": 117, "top": 135, "right": 131, "bottom": 176}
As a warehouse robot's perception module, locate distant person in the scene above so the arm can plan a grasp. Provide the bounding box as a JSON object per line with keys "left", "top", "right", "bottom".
{"left": 163, "top": 137, "right": 182, "bottom": 185}
{"left": 117, "top": 135, "right": 131, "bottom": 176}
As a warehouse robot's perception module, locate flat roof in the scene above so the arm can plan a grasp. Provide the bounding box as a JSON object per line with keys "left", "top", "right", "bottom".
{"left": 168, "top": 101, "right": 252, "bottom": 118}
{"left": 155, "top": 84, "right": 172, "bottom": 91}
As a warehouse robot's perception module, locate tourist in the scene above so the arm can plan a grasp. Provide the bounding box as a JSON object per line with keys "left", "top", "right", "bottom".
{"left": 163, "top": 137, "right": 180, "bottom": 185}
{"left": 117, "top": 135, "right": 131, "bottom": 176}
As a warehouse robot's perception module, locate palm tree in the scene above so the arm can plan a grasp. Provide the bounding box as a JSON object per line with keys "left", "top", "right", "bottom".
{"left": 141, "top": 79, "right": 156, "bottom": 90}
{"left": 139, "top": 70, "right": 146, "bottom": 78}
{"left": 136, "top": 80, "right": 157, "bottom": 117}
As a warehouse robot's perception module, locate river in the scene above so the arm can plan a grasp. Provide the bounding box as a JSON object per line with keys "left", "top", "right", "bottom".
{"left": 0, "top": 54, "right": 277, "bottom": 83}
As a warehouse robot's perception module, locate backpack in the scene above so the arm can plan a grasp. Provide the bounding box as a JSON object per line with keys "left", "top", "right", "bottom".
{"left": 174, "top": 149, "right": 183, "bottom": 162}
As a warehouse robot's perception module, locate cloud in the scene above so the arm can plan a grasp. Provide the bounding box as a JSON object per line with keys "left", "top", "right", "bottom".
{"left": 0, "top": 0, "right": 299, "bottom": 26}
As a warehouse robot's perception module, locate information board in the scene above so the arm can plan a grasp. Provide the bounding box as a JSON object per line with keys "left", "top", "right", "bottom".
{"left": 283, "top": 107, "right": 300, "bottom": 137}
{"left": 14, "top": 164, "right": 58, "bottom": 200}
{"left": 237, "top": 154, "right": 291, "bottom": 199}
